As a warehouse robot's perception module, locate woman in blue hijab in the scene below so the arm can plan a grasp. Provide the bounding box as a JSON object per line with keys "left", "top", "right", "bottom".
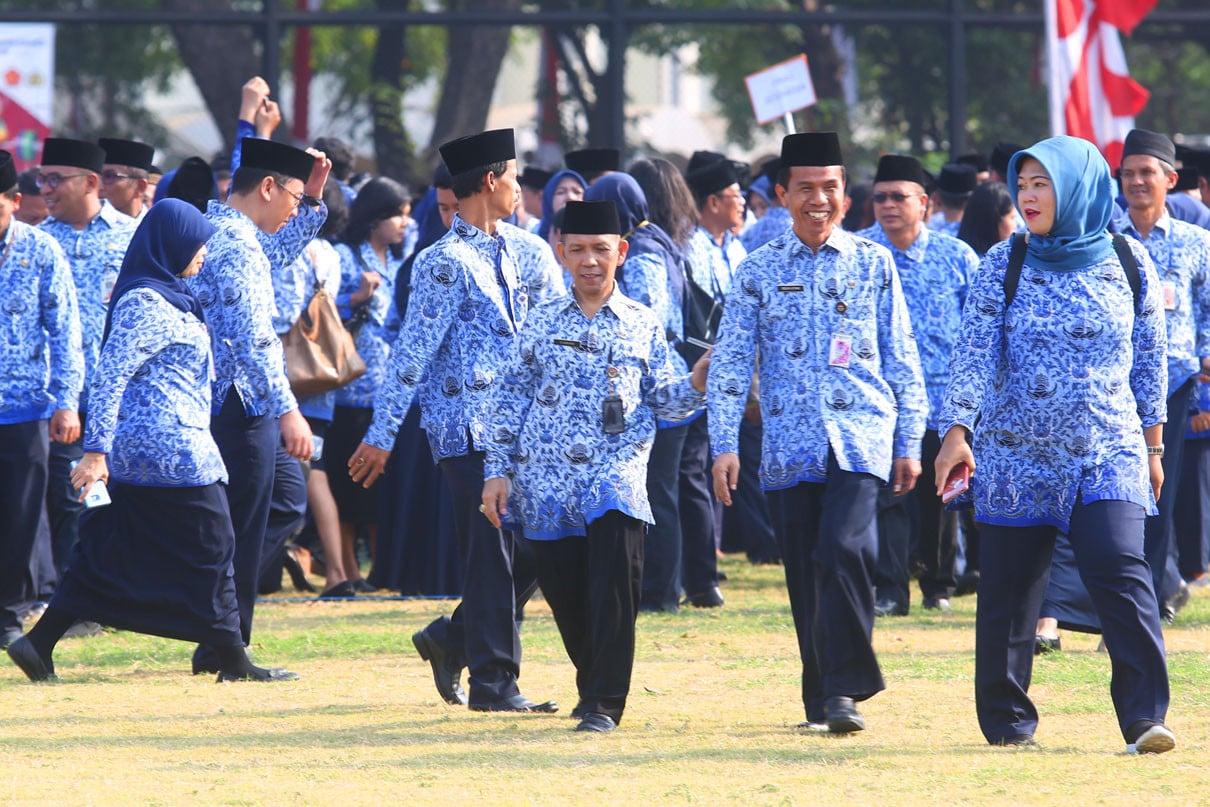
{"left": 8, "top": 200, "right": 296, "bottom": 684}
{"left": 934, "top": 136, "right": 1174, "bottom": 753}
{"left": 537, "top": 168, "right": 586, "bottom": 245}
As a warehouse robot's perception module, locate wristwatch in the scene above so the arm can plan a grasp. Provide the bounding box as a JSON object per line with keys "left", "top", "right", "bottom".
{"left": 1147, "top": 445, "right": 1165, "bottom": 457}
{"left": 301, "top": 194, "right": 322, "bottom": 209}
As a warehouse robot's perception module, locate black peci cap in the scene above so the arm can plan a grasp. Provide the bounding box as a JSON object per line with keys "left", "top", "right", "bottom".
{"left": 98, "top": 138, "right": 155, "bottom": 171}
{"left": 239, "top": 138, "right": 315, "bottom": 182}
{"left": 439, "top": 129, "right": 516, "bottom": 176}
{"left": 780, "top": 132, "right": 844, "bottom": 168}
{"left": 561, "top": 200, "right": 621, "bottom": 235}
{"left": 937, "top": 162, "right": 978, "bottom": 194}
{"left": 519, "top": 166, "right": 553, "bottom": 190}
{"left": 0, "top": 151, "right": 17, "bottom": 193}
{"left": 41, "top": 137, "right": 105, "bottom": 173}
{"left": 1121, "top": 128, "right": 1176, "bottom": 167}
{"left": 565, "top": 148, "right": 619, "bottom": 176}
{"left": 989, "top": 141, "right": 1025, "bottom": 178}
{"left": 686, "top": 159, "right": 740, "bottom": 198}
{"left": 874, "top": 154, "right": 927, "bottom": 187}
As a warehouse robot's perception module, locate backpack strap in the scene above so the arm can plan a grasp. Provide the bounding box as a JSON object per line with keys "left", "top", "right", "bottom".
{"left": 1110, "top": 233, "right": 1142, "bottom": 312}
{"left": 1003, "top": 232, "right": 1027, "bottom": 309}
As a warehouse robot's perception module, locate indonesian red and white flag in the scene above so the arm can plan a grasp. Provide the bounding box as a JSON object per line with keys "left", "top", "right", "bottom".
{"left": 1046, "top": 0, "right": 1157, "bottom": 168}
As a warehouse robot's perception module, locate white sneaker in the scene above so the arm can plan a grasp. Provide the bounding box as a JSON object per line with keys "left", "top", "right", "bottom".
{"left": 1127, "top": 724, "right": 1175, "bottom": 755}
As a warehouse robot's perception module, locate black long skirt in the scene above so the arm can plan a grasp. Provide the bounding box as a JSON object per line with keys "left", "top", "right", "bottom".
{"left": 52, "top": 481, "right": 243, "bottom": 647}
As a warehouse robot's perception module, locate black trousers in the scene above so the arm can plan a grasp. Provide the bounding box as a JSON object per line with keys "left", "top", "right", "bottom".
{"left": 679, "top": 414, "right": 718, "bottom": 598}
{"left": 1175, "top": 437, "right": 1210, "bottom": 580}
{"left": 530, "top": 510, "right": 645, "bottom": 724}
{"left": 874, "top": 485, "right": 913, "bottom": 610}
{"left": 722, "top": 419, "right": 780, "bottom": 563}
{"left": 1145, "top": 377, "right": 1194, "bottom": 604}
{"left": 975, "top": 499, "right": 1168, "bottom": 744}
{"left": 45, "top": 430, "right": 84, "bottom": 577}
{"left": 641, "top": 423, "right": 687, "bottom": 611}
{"left": 434, "top": 450, "right": 539, "bottom": 704}
{"left": 915, "top": 430, "right": 959, "bottom": 599}
{"left": 197, "top": 389, "right": 278, "bottom": 664}
{"left": 256, "top": 442, "right": 308, "bottom": 594}
{"left": 767, "top": 454, "right": 885, "bottom": 723}
{"left": 0, "top": 419, "right": 49, "bottom": 635}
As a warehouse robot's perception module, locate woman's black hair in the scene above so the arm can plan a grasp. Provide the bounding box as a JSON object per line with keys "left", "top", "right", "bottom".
{"left": 342, "top": 176, "right": 411, "bottom": 250}
{"left": 957, "top": 181, "right": 1015, "bottom": 256}
{"left": 319, "top": 177, "right": 348, "bottom": 241}
{"left": 627, "top": 157, "right": 698, "bottom": 248}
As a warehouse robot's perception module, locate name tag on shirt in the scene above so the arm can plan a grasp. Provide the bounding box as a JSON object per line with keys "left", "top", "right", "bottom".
{"left": 554, "top": 339, "right": 581, "bottom": 348}
{"left": 828, "top": 333, "right": 852, "bottom": 368}
{"left": 1161, "top": 280, "right": 1178, "bottom": 311}
{"left": 777, "top": 284, "right": 805, "bottom": 292}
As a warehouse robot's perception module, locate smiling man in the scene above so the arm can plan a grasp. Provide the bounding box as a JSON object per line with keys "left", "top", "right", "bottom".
{"left": 709, "top": 132, "right": 926, "bottom": 736}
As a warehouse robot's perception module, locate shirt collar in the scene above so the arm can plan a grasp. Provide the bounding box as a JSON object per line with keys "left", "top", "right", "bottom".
{"left": 1120, "top": 209, "right": 1172, "bottom": 238}
{"left": 451, "top": 213, "right": 503, "bottom": 252}
{"left": 787, "top": 224, "right": 857, "bottom": 258}
{"left": 563, "top": 282, "right": 642, "bottom": 323}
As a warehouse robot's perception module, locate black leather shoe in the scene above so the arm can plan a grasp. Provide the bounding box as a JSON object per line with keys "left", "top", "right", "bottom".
{"left": 283, "top": 547, "right": 316, "bottom": 593}
{"left": 192, "top": 646, "right": 220, "bottom": 675}
{"left": 575, "top": 712, "right": 616, "bottom": 732}
{"left": 468, "top": 694, "right": 558, "bottom": 713}
{"left": 685, "top": 586, "right": 725, "bottom": 608}
{"left": 874, "top": 598, "right": 908, "bottom": 617}
{"left": 318, "top": 580, "right": 357, "bottom": 599}
{"left": 216, "top": 666, "right": 300, "bottom": 682}
{"left": 824, "top": 696, "right": 865, "bottom": 734}
{"left": 954, "top": 570, "right": 980, "bottom": 596}
{"left": 412, "top": 628, "right": 467, "bottom": 705}
{"left": 352, "top": 578, "right": 378, "bottom": 593}
{"left": 994, "top": 734, "right": 1038, "bottom": 748}
{"left": 7, "top": 636, "right": 56, "bottom": 682}
{"left": 570, "top": 700, "right": 587, "bottom": 720}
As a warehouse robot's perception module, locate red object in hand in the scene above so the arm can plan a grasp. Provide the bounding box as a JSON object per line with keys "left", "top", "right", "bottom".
{"left": 941, "top": 463, "right": 971, "bottom": 504}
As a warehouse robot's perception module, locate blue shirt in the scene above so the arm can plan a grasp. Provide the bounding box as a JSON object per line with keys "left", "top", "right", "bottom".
{"left": 365, "top": 214, "right": 531, "bottom": 456}
{"left": 857, "top": 224, "right": 977, "bottom": 429}
{"left": 708, "top": 227, "right": 927, "bottom": 488}
{"left": 189, "top": 201, "right": 297, "bottom": 418}
{"left": 1115, "top": 212, "right": 1210, "bottom": 394}
{"left": 40, "top": 203, "right": 136, "bottom": 408}
{"left": 334, "top": 241, "right": 404, "bottom": 409}
{"left": 0, "top": 220, "right": 84, "bottom": 424}
{"left": 740, "top": 206, "right": 792, "bottom": 252}
{"left": 484, "top": 288, "right": 705, "bottom": 540}
{"left": 497, "top": 221, "right": 567, "bottom": 307}
{"left": 687, "top": 226, "right": 746, "bottom": 301}
{"left": 938, "top": 238, "right": 1168, "bottom": 530}
{"left": 1190, "top": 380, "right": 1210, "bottom": 440}
{"left": 83, "top": 289, "right": 227, "bottom": 487}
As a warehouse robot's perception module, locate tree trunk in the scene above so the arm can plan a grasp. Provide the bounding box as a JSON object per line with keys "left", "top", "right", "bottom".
{"left": 369, "top": 4, "right": 414, "bottom": 183}
{"left": 165, "top": 0, "right": 263, "bottom": 154}
{"left": 425, "top": 0, "right": 519, "bottom": 162}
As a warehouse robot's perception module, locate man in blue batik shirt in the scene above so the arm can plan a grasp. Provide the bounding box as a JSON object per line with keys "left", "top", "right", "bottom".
{"left": 348, "top": 128, "right": 558, "bottom": 714}
{"left": 482, "top": 200, "right": 709, "bottom": 733}
{"left": 858, "top": 154, "right": 978, "bottom": 617}
{"left": 710, "top": 132, "right": 927, "bottom": 736}
{"left": 1114, "top": 129, "right": 1210, "bottom": 621}
{"left": 187, "top": 137, "right": 329, "bottom": 678}
{"left": 38, "top": 137, "right": 136, "bottom": 583}
{"left": 0, "top": 150, "right": 83, "bottom": 649}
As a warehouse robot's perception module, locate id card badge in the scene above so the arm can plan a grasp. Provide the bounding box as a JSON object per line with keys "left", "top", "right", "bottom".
{"left": 1161, "top": 280, "right": 1178, "bottom": 312}
{"left": 101, "top": 267, "right": 119, "bottom": 305}
{"left": 602, "top": 394, "right": 625, "bottom": 434}
{"left": 828, "top": 332, "right": 852, "bottom": 368}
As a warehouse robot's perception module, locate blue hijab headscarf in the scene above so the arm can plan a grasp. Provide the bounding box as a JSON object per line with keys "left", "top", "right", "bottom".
{"left": 537, "top": 169, "right": 586, "bottom": 242}
{"left": 1007, "top": 136, "right": 1115, "bottom": 273}
{"left": 584, "top": 171, "right": 688, "bottom": 312}
{"left": 102, "top": 198, "right": 215, "bottom": 342}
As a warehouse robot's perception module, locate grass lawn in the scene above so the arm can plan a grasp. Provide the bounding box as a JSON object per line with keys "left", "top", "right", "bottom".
{"left": 2, "top": 556, "right": 1208, "bottom": 805}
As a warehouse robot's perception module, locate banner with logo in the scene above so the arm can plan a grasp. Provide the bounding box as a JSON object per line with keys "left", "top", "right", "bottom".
{"left": 0, "top": 24, "right": 54, "bottom": 170}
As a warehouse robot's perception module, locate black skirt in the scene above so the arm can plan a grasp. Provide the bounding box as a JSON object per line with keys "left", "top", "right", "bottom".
{"left": 326, "top": 405, "right": 379, "bottom": 526}
{"left": 52, "top": 481, "right": 243, "bottom": 647}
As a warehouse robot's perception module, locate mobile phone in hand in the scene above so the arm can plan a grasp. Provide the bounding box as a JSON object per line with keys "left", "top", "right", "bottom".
{"left": 940, "top": 463, "right": 970, "bottom": 504}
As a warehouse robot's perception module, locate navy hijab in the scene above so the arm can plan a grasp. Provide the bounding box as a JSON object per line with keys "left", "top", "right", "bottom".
{"left": 1007, "top": 136, "right": 1116, "bottom": 273}
{"left": 537, "top": 169, "right": 587, "bottom": 242}
{"left": 102, "top": 198, "right": 215, "bottom": 342}
{"left": 584, "top": 172, "right": 688, "bottom": 309}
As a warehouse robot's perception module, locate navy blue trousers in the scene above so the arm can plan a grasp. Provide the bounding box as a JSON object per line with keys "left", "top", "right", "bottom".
{"left": 256, "top": 443, "right": 308, "bottom": 594}
{"left": 1, "top": 420, "right": 49, "bottom": 635}
{"left": 1175, "top": 437, "right": 1210, "bottom": 581}
{"left": 874, "top": 485, "right": 913, "bottom": 610}
{"left": 679, "top": 414, "right": 718, "bottom": 599}
{"left": 975, "top": 499, "right": 1169, "bottom": 743}
{"left": 199, "top": 389, "right": 277, "bottom": 660}
{"left": 767, "top": 457, "right": 885, "bottom": 723}
{"left": 641, "top": 423, "right": 687, "bottom": 611}
{"left": 721, "top": 419, "right": 780, "bottom": 563}
{"left": 45, "top": 432, "right": 83, "bottom": 577}
{"left": 529, "top": 510, "right": 645, "bottom": 724}
{"left": 1145, "top": 378, "right": 1194, "bottom": 605}
{"left": 433, "top": 451, "right": 539, "bottom": 704}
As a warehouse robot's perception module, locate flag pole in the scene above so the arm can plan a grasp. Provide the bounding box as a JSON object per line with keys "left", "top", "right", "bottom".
{"left": 1044, "top": 0, "right": 1063, "bottom": 137}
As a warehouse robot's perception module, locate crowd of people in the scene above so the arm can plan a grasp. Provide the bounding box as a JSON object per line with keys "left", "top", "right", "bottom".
{"left": 1, "top": 73, "right": 1206, "bottom": 752}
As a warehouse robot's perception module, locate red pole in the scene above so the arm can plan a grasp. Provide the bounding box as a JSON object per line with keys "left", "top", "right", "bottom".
{"left": 539, "top": 29, "right": 560, "bottom": 146}
{"left": 292, "top": 0, "right": 315, "bottom": 146}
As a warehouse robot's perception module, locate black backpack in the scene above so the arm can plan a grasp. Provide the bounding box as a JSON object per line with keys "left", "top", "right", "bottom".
{"left": 1004, "top": 231, "right": 1141, "bottom": 310}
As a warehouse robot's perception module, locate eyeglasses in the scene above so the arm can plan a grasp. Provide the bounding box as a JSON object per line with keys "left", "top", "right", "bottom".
{"left": 872, "top": 192, "right": 920, "bottom": 204}
{"left": 714, "top": 192, "right": 745, "bottom": 205}
{"left": 35, "top": 172, "right": 89, "bottom": 191}
{"left": 101, "top": 170, "right": 138, "bottom": 185}
{"left": 275, "top": 180, "right": 304, "bottom": 208}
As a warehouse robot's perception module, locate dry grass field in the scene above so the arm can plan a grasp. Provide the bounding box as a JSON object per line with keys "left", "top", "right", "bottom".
{"left": 1, "top": 557, "right": 1208, "bottom": 805}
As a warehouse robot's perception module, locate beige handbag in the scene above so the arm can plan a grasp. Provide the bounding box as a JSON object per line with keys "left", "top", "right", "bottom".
{"left": 282, "top": 284, "right": 367, "bottom": 398}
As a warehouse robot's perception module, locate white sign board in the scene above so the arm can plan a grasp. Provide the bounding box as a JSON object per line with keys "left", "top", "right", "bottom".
{"left": 745, "top": 55, "right": 816, "bottom": 126}
{"left": 0, "top": 23, "right": 54, "bottom": 168}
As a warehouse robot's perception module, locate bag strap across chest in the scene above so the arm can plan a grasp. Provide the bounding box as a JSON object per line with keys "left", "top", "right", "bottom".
{"left": 1003, "top": 231, "right": 1141, "bottom": 311}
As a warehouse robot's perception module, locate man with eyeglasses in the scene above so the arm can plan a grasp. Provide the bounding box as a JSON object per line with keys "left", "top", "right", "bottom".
{"left": 857, "top": 155, "right": 978, "bottom": 618}
{"left": 185, "top": 136, "right": 330, "bottom": 679}
{"left": 38, "top": 137, "right": 137, "bottom": 586}
{"left": 0, "top": 150, "right": 83, "bottom": 650}
{"left": 97, "top": 138, "right": 154, "bottom": 223}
